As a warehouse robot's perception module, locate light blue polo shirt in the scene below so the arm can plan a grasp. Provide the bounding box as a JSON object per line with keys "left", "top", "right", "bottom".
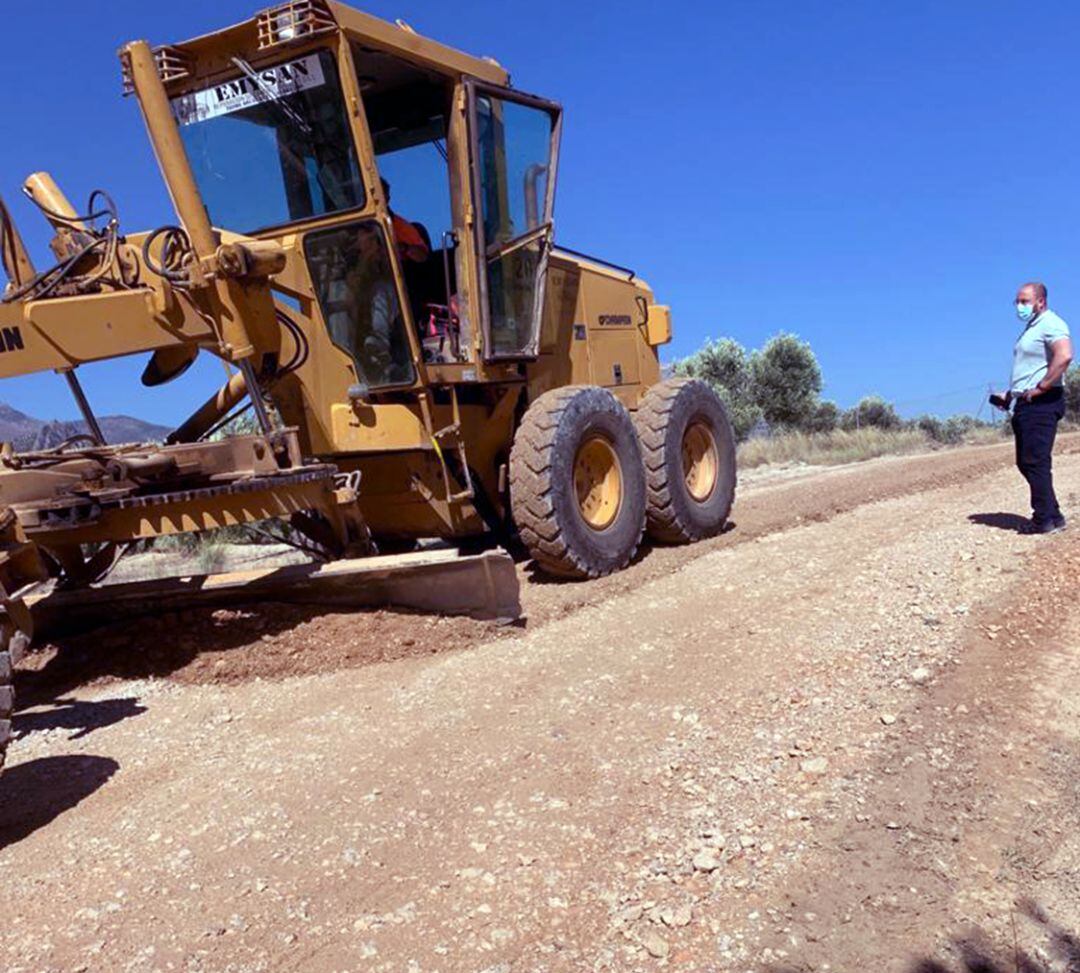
{"left": 1011, "top": 308, "right": 1071, "bottom": 393}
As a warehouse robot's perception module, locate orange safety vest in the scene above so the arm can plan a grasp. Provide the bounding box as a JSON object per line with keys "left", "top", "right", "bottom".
{"left": 391, "top": 213, "right": 429, "bottom": 261}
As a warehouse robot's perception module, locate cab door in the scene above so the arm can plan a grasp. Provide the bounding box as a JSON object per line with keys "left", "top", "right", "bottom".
{"left": 465, "top": 81, "right": 562, "bottom": 360}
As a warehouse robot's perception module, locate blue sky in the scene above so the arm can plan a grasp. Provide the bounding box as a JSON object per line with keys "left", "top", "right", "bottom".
{"left": 2, "top": 0, "right": 1077, "bottom": 424}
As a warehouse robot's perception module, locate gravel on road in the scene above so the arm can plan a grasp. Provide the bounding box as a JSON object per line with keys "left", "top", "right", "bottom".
{"left": 3, "top": 437, "right": 1080, "bottom": 973}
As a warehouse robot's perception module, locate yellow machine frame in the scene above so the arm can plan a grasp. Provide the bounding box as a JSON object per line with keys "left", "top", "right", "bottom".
{"left": 1, "top": 1, "right": 672, "bottom": 549}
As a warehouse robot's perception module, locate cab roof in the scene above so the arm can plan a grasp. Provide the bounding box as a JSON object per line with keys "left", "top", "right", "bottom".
{"left": 146, "top": 0, "right": 510, "bottom": 91}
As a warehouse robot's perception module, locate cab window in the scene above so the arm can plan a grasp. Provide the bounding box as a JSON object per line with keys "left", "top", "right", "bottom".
{"left": 354, "top": 45, "right": 466, "bottom": 363}
{"left": 305, "top": 221, "right": 415, "bottom": 388}
{"left": 473, "top": 92, "right": 559, "bottom": 357}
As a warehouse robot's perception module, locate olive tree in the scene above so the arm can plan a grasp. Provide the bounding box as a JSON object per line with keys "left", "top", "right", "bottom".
{"left": 749, "top": 332, "right": 824, "bottom": 431}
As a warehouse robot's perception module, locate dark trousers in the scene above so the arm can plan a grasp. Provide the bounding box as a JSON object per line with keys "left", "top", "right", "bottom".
{"left": 1012, "top": 387, "right": 1065, "bottom": 524}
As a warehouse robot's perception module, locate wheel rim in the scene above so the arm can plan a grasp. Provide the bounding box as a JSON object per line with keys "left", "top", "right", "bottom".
{"left": 682, "top": 420, "right": 719, "bottom": 502}
{"left": 573, "top": 435, "right": 623, "bottom": 530}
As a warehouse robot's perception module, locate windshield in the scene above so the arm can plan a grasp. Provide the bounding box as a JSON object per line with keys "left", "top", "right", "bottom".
{"left": 171, "top": 50, "right": 365, "bottom": 232}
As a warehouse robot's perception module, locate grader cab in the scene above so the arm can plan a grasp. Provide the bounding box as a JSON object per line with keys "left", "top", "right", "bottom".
{"left": 0, "top": 1, "right": 737, "bottom": 771}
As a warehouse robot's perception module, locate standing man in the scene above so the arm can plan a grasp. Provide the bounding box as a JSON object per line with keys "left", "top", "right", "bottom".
{"left": 1000, "top": 282, "right": 1073, "bottom": 533}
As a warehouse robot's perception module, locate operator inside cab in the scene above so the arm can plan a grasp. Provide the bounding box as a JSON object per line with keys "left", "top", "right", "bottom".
{"left": 381, "top": 178, "right": 429, "bottom": 264}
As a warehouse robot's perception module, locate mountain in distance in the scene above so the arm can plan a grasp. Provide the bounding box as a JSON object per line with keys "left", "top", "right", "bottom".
{"left": 0, "top": 403, "right": 171, "bottom": 451}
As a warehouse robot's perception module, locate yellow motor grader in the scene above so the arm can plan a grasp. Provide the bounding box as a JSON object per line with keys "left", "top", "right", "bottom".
{"left": 0, "top": 1, "right": 736, "bottom": 769}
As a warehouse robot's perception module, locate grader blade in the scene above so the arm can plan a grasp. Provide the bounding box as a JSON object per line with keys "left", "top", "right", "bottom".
{"left": 27, "top": 547, "right": 521, "bottom": 635}
{"left": 0, "top": 0, "right": 723, "bottom": 787}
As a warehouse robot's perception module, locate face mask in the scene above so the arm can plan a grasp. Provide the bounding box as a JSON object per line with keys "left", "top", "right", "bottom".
{"left": 1016, "top": 302, "right": 1036, "bottom": 322}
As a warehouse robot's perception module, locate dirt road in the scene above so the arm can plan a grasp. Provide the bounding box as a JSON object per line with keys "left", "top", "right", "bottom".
{"left": 4, "top": 438, "right": 1080, "bottom": 973}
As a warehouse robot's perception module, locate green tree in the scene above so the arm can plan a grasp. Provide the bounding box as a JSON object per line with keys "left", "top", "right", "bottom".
{"left": 842, "top": 395, "right": 902, "bottom": 430}
{"left": 804, "top": 400, "right": 840, "bottom": 433}
{"left": 673, "top": 338, "right": 763, "bottom": 441}
{"left": 1065, "top": 364, "right": 1080, "bottom": 421}
{"left": 749, "top": 332, "right": 824, "bottom": 431}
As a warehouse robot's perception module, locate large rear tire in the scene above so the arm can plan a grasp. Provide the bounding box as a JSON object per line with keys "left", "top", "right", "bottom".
{"left": 510, "top": 385, "right": 646, "bottom": 579}
{"left": 635, "top": 378, "right": 736, "bottom": 544}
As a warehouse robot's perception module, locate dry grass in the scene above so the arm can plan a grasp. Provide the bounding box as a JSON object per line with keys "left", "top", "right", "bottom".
{"left": 956, "top": 425, "right": 1011, "bottom": 446}
{"left": 736, "top": 425, "right": 1006, "bottom": 471}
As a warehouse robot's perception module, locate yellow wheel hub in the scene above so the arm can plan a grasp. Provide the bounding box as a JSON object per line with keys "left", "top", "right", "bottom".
{"left": 573, "top": 435, "right": 623, "bottom": 530}
{"left": 682, "top": 420, "right": 719, "bottom": 502}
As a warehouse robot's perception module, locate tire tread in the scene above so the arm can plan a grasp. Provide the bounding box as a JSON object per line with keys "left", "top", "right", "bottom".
{"left": 635, "top": 378, "right": 736, "bottom": 544}
{"left": 510, "top": 386, "right": 645, "bottom": 578}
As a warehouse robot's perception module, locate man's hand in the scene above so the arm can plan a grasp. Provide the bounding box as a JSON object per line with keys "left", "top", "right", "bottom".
{"left": 1020, "top": 386, "right": 1044, "bottom": 403}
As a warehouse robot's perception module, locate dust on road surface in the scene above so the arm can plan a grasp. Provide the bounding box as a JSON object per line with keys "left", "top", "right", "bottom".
{"left": 3, "top": 438, "right": 1080, "bottom": 973}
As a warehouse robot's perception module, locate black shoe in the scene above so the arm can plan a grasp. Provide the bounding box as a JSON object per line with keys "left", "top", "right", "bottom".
{"left": 1029, "top": 518, "right": 1065, "bottom": 534}
{"left": 1055, "top": 514, "right": 1067, "bottom": 531}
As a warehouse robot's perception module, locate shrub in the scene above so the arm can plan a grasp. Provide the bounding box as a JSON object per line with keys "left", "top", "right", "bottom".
{"left": 913, "top": 414, "right": 944, "bottom": 441}
{"left": 912, "top": 413, "right": 1003, "bottom": 445}
{"left": 1066, "top": 365, "right": 1080, "bottom": 421}
{"left": 804, "top": 400, "right": 840, "bottom": 433}
{"left": 842, "top": 395, "right": 902, "bottom": 431}
{"left": 210, "top": 409, "right": 261, "bottom": 441}
{"left": 938, "top": 415, "right": 975, "bottom": 444}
